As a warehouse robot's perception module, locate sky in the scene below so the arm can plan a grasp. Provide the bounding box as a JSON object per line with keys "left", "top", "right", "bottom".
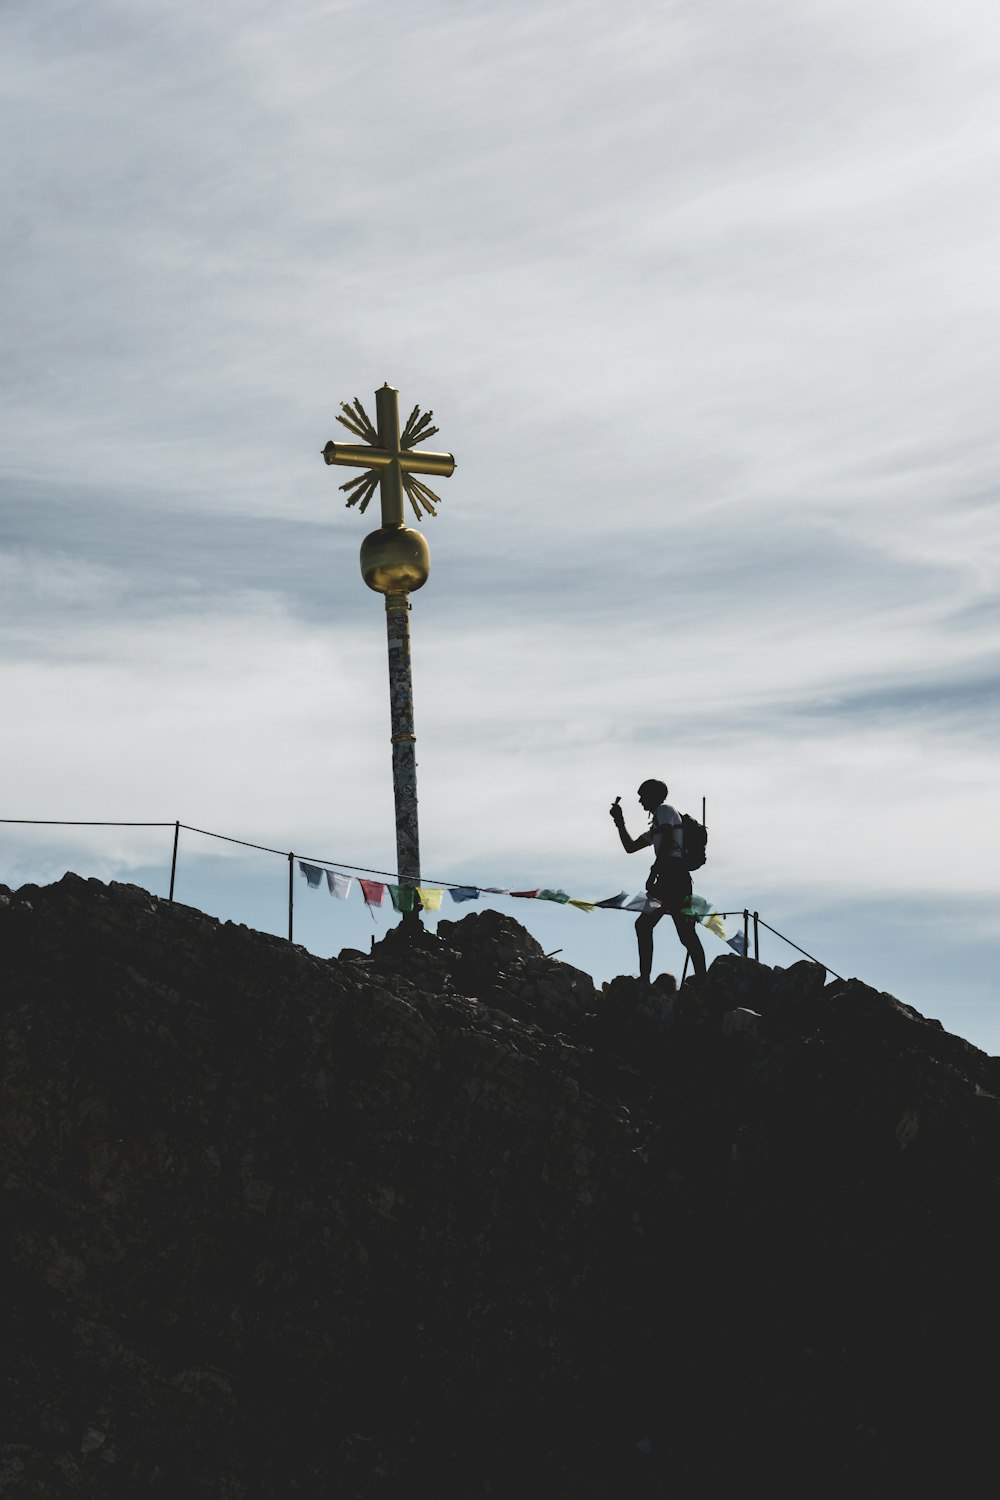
{"left": 3, "top": 0, "right": 999, "bottom": 1049}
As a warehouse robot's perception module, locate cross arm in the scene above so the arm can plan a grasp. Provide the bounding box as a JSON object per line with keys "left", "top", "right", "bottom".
{"left": 323, "top": 441, "right": 392, "bottom": 469}
{"left": 399, "top": 449, "right": 456, "bottom": 478}
{"left": 321, "top": 442, "right": 456, "bottom": 478}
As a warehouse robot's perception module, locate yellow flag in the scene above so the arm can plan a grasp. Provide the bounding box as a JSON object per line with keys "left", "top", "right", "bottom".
{"left": 568, "top": 899, "right": 595, "bottom": 912}
{"left": 417, "top": 886, "right": 444, "bottom": 912}
{"left": 703, "top": 912, "right": 727, "bottom": 941}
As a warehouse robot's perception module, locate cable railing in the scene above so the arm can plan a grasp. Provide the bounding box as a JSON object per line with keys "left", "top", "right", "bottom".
{"left": 0, "top": 817, "right": 843, "bottom": 980}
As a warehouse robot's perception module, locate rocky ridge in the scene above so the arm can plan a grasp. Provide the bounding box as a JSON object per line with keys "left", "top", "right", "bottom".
{"left": 1, "top": 874, "right": 998, "bottom": 1497}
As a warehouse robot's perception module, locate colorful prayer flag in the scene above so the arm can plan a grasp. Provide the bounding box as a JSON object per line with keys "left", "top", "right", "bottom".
{"left": 387, "top": 884, "right": 414, "bottom": 913}
{"left": 595, "top": 892, "right": 630, "bottom": 909}
{"left": 703, "top": 912, "right": 727, "bottom": 941}
{"left": 416, "top": 886, "right": 444, "bottom": 912}
{"left": 727, "top": 932, "right": 747, "bottom": 957}
{"left": 510, "top": 890, "right": 540, "bottom": 899}
{"left": 684, "top": 894, "right": 713, "bottom": 920}
{"left": 538, "top": 889, "right": 570, "bottom": 904}
{"left": 298, "top": 861, "right": 323, "bottom": 888}
{"left": 449, "top": 886, "right": 480, "bottom": 903}
{"left": 359, "top": 879, "right": 386, "bottom": 909}
{"left": 326, "top": 871, "right": 352, "bottom": 899}
{"left": 568, "top": 900, "right": 595, "bottom": 912}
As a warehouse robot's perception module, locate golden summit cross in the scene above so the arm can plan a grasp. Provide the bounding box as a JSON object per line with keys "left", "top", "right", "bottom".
{"left": 322, "top": 383, "right": 456, "bottom": 523}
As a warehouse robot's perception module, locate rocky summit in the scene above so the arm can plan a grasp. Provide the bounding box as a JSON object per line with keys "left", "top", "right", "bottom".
{"left": 1, "top": 875, "right": 998, "bottom": 1498}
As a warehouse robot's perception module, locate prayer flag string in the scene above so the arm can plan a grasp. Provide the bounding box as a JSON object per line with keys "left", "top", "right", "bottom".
{"left": 296, "top": 862, "right": 731, "bottom": 940}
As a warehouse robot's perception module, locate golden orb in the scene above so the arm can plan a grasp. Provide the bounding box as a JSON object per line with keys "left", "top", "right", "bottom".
{"left": 360, "top": 524, "right": 430, "bottom": 594}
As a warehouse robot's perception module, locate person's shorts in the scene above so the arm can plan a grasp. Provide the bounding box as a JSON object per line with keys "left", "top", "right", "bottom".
{"left": 645, "top": 860, "right": 692, "bottom": 915}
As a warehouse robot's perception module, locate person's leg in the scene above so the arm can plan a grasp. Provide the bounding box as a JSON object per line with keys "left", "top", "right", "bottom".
{"left": 672, "top": 913, "right": 706, "bottom": 979}
{"left": 635, "top": 911, "right": 664, "bottom": 981}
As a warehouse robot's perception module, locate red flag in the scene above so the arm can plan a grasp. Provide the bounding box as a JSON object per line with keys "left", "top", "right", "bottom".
{"left": 510, "top": 889, "right": 540, "bottom": 898}
{"left": 359, "top": 879, "right": 386, "bottom": 908}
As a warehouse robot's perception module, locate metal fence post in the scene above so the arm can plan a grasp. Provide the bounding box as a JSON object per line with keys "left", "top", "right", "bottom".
{"left": 168, "top": 821, "right": 180, "bottom": 901}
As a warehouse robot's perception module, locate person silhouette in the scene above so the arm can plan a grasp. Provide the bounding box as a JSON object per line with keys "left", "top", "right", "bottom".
{"left": 610, "top": 779, "right": 706, "bottom": 984}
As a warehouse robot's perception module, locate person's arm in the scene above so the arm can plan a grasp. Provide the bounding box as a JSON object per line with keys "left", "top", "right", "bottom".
{"left": 610, "top": 800, "right": 649, "bottom": 855}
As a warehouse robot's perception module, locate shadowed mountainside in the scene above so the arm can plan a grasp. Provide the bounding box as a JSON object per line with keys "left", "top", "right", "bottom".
{"left": 1, "top": 874, "right": 998, "bottom": 1497}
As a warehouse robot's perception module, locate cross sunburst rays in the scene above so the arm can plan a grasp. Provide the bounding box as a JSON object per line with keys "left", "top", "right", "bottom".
{"left": 399, "top": 404, "right": 443, "bottom": 517}
{"left": 400, "top": 474, "right": 441, "bottom": 518}
{"left": 399, "top": 404, "right": 439, "bottom": 449}
{"left": 335, "top": 398, "right": 381, "bottom": 513}
{"left": 335, "top": 398, "right": 379, "bottom": 446}
{"left": 334, "top": 398, "right": 445, "bottom": 519}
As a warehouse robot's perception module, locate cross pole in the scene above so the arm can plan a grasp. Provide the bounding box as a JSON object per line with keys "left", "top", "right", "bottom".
{"left": 322, "top": 384, "right": 456, "bottom": 929}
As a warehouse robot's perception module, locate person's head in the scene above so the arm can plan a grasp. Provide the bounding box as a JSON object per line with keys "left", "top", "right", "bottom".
{"left": 637, "top": 779, "right": 667, "bottom": 812}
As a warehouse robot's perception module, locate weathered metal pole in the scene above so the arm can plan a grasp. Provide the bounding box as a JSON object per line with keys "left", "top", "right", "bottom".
{"left": 385, "top": 589, "right": 421, "bottom": 916}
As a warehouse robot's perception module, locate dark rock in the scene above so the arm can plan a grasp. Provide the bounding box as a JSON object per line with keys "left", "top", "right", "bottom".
{"left": 0, "top": 874, "right": 998, "bottom": 1497}
{"left": 756, "top": 956, "right": 828, "bottom": 1034}
{"left": 372, "top": 906, "right": 598, "bottom": 1037}
{"left": 689, "top": 952, "right": 775, "bottom": 1018}
{"left": 720, "top": 1006, "right": 762, "bottom": 1041}
{"left": 436, "top": 907, "right": 546, "bottom": 964}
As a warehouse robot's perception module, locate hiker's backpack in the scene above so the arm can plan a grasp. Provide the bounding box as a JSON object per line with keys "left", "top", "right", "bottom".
{"left": 679, "top": 812, "right": 708, "bottom": 871}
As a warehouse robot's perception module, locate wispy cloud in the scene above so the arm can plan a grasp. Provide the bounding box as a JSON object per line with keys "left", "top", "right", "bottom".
{"left": 2, "top": 0, "right": 999, "bottom": 1047}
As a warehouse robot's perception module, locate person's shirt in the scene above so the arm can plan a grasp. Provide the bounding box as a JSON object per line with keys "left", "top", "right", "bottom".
{"left": 635, "top": 803, "right": 683, "bottom": 860}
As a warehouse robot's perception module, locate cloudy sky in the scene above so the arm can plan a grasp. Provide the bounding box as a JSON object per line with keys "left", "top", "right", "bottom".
{"left": 3, "top": 0, "right": 999, "bottom": 1048}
